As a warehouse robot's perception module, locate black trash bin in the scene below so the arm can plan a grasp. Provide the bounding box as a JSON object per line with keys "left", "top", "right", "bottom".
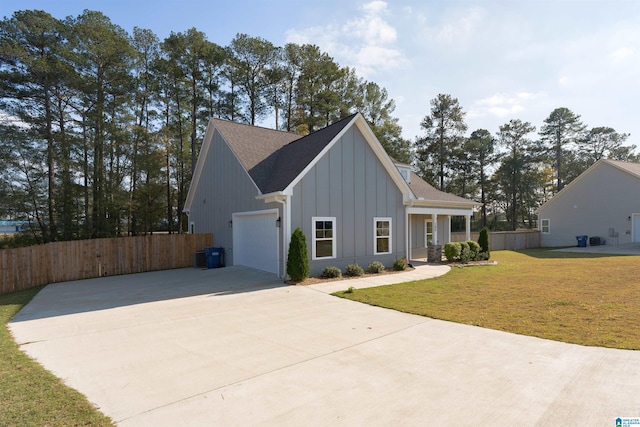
{"left": 589, "top": 236, "right": 601, "bottom": 246}
{"left": 194, "top": 250, "right": 206, "bottom": 268}
{"left": 576, "top": 235, "right": 588, "bottom": 247}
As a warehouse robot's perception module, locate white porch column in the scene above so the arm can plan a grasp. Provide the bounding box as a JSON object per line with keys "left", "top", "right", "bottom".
{"left": 465, "top": 214, "right": 471, "bottom": 241}
{"left": 433, "top": 213, "right": 438, "bottom": 245}
{"left": 445, "top": 216, "right": 451, "bottom": 243}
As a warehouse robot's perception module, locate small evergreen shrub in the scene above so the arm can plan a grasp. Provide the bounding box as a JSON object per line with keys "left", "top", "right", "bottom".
{"left": 467, "top": 240, "right": 480, "bottom": 261}
{"left": 286, "top": 227, "right": 309, "bottom": 281}
{"left": 321, "top": 266, "right": 342, "bottom": 279}
{"left": 345, "top": 263, "right": 364, "bottom": 277}
{"left": 459, "top": 241, "right": 471, "bottom": 263}
{"left": 478, "top": 227, "right": 490, "bottom": 260}
{"left": 444, "top": 242, "right": 461, "bottom": 262}
{"left": 367, "top": 261, "right": 385, "bottom": 274}
{"left": 393, "top": 258, "right": 407, "bottom": 271}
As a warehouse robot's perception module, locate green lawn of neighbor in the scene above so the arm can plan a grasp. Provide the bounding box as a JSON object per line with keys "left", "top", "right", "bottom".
{"left": 335, "top": 249, "right": 640, "bottom": 350}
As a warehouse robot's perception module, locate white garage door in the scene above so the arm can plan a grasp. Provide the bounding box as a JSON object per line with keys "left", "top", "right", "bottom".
{"left": 233, "top": 210, "right": 279, "bottom": 275}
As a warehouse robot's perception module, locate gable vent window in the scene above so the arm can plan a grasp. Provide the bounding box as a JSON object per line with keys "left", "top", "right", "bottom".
{"left": 374, "top": 217, "right": 392, "bottom": 255}
{"left": 398, "top": 168, "right": 410, "bottom": 183}
{"left": 312, "top": 217, "right": 336, "bottom": 259}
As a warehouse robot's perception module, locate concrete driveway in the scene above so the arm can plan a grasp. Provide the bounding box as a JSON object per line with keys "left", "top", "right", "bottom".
{"left": 9, "top": 266, "right": 640, "bottom": 426}
{"left": 553, "top": 242, "right": 640, "bottom": 255}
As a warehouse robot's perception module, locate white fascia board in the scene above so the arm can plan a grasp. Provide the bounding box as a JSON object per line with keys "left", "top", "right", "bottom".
{"left": 283, "top": 115, "right": 359, "bottom": 194}
{"left": 183, "top": 118, "right": 217, "bottom": 212}
{"left": 406, "top": 199, "right": 482, "bottom": 209}
{"left": 256, "top": 191, "right": 288, "bottom": 203}
{"left": 282, "top": 113, "right": 413, "bottom": 202}
{"left": 406, "top": 206, "right": 474, "bottom": 216}
{"left": 352, "top": 115, "right": 413, "bottom": 203}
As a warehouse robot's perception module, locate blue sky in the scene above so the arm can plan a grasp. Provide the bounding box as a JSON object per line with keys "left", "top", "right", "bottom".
{"left": 2, "top": 0, "right": 639, "bottom": 147}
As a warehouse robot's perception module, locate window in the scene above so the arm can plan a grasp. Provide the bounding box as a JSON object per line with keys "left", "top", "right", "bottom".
{"left": 374, "top": 217, "right": 392, "bottom": 255}
{"left": 190, "top": 222, "right": 195, "bottom": 234}
{"left": 312, "top": 217, "right": 336, "bottom": 259}
{"left": 398, "top": 168, "right": 411, "bottom": 183}
{"left": 425, "top": 219, "right": 433, "bottom": 246}
{"left": 541, "top": 219, "right": 550, "bottom": 234}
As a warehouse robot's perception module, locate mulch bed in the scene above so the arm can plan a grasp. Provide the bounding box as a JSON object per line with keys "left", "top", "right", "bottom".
{"left": 286, "top": 266, "right": 416, "bottom": 286}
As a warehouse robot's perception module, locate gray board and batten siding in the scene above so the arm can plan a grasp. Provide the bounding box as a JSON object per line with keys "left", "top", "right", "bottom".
{"left": 289, "top": 123, "right": 407, "bottom": 275}
{"left": 187, "top": 126, "right": 282, "bottom": 268}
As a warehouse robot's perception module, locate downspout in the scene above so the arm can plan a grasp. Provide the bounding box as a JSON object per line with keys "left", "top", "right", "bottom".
{"left": 275, "top": 196, "right": 291, "bottom": 279}
{"left": 405, "top": 206, "right": 410, "bottom": 262}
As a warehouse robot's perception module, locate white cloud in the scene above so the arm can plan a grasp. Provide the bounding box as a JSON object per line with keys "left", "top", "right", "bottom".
{"left": 609, "top": 46, "right": 635, "bottom": 63}
{"left": 285, "top": 1, "right": 406, "bottom": 77}
{"left": 343, "top": 1, "right": 396, "bottom": 44}
{"left": 469, "top": 92, "right": 545, "bottom": 119}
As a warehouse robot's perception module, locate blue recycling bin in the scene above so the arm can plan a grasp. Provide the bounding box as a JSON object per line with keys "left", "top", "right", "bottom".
{"left": 576, "top": 235, "right": 588, "bottom": 248}
{"left": 204, "top": 247, "right": 224, "bottom": 268}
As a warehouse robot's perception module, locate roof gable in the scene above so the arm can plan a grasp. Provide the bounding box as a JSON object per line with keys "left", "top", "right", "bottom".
{"left": 261, "top": 114, "right": 357, "bottom": 193}
{"left": 211, "top": 119, "right": 301, "bottom": 192}
{"left": 186, "top": 112, "right": 479, "bottom": 213}
{"left": 538, "top": 158, "right": 640, "bottom": 212}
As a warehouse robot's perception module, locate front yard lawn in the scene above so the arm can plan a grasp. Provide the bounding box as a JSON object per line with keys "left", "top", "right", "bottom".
{"left": 335, "top": 249, "right": 640, "bottom": 350}
{"left": 0, "top": 287, "right": 114, "bottom": 426}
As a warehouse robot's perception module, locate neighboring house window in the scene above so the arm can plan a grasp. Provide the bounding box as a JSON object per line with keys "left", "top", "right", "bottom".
{"left": 312, "top": 217, "right": 336, "bottom": 259}
{"left": 374, "top": 217, "right": 392, "bottom": 255}
{"left": 541, "top": 219, "right": 550, "bottom": 234}
{"left": 190, "top": 222, "right": 195, "bottom": 234}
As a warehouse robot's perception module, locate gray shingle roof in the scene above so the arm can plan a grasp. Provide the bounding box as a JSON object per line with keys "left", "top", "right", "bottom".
{"left": 213, "top": 114, "right": 357, "bottom": 194}
{"left": 607, "top": 159, "right": 640, "bottom": 179}
{"left": 407, "top": 171, "right": 479, "bottom": 204}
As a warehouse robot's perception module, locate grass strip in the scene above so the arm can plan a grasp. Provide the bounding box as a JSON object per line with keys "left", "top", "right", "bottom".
{"left": 0, "top": 287, "right": 114, "bottom": 426}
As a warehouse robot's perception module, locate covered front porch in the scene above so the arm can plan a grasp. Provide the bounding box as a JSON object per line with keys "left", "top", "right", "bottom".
{"left": 406, "top": 206, "right": 473, "bottom": 262}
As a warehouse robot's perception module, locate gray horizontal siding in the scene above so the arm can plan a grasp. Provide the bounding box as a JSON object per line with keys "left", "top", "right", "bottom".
{"left": 539, "top": 162, "right": 640, "bottom": 247}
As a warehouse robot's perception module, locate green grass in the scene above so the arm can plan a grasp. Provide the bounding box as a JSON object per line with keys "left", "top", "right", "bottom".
{"left": 0, "top": 287, "right": 114, "bottom": 426}
{"left": 335, "top": 249, "right": 640, "bottom": 350}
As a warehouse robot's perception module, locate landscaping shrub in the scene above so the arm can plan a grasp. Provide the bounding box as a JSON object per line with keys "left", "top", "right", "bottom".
{"left": 367, "top": 261, "right": 385, "bottom": 274}
{"left": 467, "top": 240, "right": 480, "bottom": 261}
{"left": 287, "top": 227, "right": 309, "bottom": 281}
{"left": 478, "top": 227, "right": 490, "bottom": 260}
{"left": 459, "top": 241, "right": 471, "bottom": 263}
{"left": 393, "top": 258, "right": 407, "bottom": 271}
{"left": 321, "top": 266, "right": 342, "bottom": 279}
{"left": 444, "top": 242, "right": 461, "bottom": 262}
{"left": 345, "top": 263, "right": 364, "bottom": 277}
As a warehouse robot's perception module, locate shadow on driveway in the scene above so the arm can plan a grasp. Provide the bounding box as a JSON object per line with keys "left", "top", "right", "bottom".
{"left": 11, "top": 266, "right": 285, "bottom": 322}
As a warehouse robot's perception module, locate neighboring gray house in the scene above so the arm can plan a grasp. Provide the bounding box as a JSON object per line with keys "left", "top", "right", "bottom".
{"left": 184, "top": 113, "right": 479, "bottom": 277}
{"left": 537, "top": 159, "right": 640, "bottom": 247}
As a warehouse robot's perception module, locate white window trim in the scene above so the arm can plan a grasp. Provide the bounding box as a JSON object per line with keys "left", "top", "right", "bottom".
{"left": 541, "top": 218, "right": 550, "bottom": 234}
{"left": 374, "top": 217, "right": 392, "bottom": 255}
{"left": 312, "top": 217, "right": 336, "bottom": 260}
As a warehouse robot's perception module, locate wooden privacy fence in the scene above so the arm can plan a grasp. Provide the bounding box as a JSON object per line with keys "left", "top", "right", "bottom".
{"left": 0, "top": 233, "right": 213, "bottom": 295}
{"left": 450, "top": 230, "right": 540, "bottom": 250}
